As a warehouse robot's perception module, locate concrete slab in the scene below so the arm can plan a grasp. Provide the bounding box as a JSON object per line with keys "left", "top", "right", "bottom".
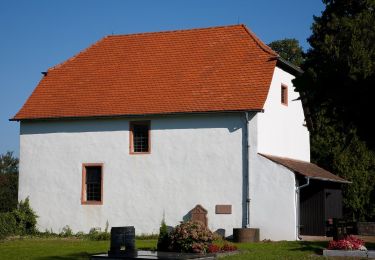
{"left": 323, "top": 249, "right": 367, "bottom": 258}
{"left": 91, "top": 250, "right": 216, "bottom": 259}
{"left": 367, "top": 250, "right": 375, "bottom": 259}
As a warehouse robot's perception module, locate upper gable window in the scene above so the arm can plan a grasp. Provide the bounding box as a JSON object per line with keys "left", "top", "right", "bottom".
{"left": 130, "top": 121, "right": 150, "bottom": 154}
{"left": 281, "top": 85, "right": 288, "bottom": 106}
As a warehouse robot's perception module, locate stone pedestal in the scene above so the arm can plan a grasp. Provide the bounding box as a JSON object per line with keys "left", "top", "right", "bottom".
{"left": 108, "top": 226, "right": 136, "bottom": 257}
{"left": 190, "top": 205, "right": 208, "bottom": 227}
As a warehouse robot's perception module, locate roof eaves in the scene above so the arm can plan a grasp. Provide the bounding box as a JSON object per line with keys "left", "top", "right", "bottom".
{"left": 300, "top": 176, "right": 351, "bottom": 184}
{"left": 276, "top": 57, "right": 303, "bottom": 75}
{"left": 10, "top": 109, "right": 264, "bottom": 122}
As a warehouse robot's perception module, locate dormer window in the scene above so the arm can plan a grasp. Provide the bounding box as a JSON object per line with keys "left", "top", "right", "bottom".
{"left": 281, "top": 85, "right": 288, "bottom": 106}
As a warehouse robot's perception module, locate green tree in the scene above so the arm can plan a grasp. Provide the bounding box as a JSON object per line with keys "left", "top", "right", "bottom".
{"left": 0, "top": 152, "right": 19, "bottom": 212}
{"left": 293, "top": 0, "right": 375, "bottom": 221}
{"left": 311, "top": 111, "right": 375, "bottom": 221}
{"left": 294, "top": 0, "right": 375, "bottom": 148}
{"left": 0, "top": 151, "right": 18, "bottom": 175}
{"left": 157, "top": 218, "right": 170, "bottom": 251}
{"left": 268, "top": 38, "right": 304, "bottom": 66}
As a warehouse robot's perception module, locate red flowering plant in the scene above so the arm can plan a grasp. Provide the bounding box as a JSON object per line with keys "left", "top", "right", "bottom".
{"left": 169, "top": 221, "right": 214, "bottom": 253}
{"left": 327, "top": 235, "right": 366, "bottom": 250}
{"left": 207, "top": 242, "right": 238, "bottom": 253}
{"left": 221, "top": 242, "right": 238, "bottom": 252}
{"left": 207, "top": 244, "right": 221, "bottom": 253}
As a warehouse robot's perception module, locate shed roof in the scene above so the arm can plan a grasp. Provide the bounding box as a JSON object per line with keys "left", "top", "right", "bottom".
{"left": 12, "top": 24, "right": 279, "bottom": 121}
{"left": 260, "top": 154, "right": 350, "bottom": 183}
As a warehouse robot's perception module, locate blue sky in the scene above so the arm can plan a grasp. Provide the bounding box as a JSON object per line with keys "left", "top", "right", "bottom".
{"left": 0, "top": 0, "right": 324, "bottom": 156}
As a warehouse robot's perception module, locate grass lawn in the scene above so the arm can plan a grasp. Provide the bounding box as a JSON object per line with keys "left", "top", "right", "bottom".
{"left": 0, "top": 238, "right": 373, "bottom": 259}
{"left": 224, "top": 241, "right": 326, "bottom": 259}
{"left": 0, "top": 238, "right": 156, "bottom": 260}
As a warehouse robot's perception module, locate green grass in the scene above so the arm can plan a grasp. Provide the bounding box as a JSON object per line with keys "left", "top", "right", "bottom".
{"left": 0, "top": 238, "right": 156, "bottom": 259}
{"left": 0, "top": 238, "right": 373, "bottom": 259}
{"left": 224, "top": 240, "right": 375, "bottom": 259}
{"left": 223, "top": 241, "right": 326, "bottom": 259}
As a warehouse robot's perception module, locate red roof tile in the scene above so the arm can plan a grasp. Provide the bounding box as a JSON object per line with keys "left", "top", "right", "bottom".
{"left": 13, "top": 25, "right": 278, "bottom": 120}
{"left": 260, "top": 154, "right": 350, "bottom": 183}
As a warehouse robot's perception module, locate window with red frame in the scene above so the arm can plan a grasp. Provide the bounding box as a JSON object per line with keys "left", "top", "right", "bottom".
{"left": 130, "top": 121, "right": 150, "bottom": 154}
{"left": 281, "top": 85, "right": 288, "bottom": 105}
{"left": 82, "top": 164, "right": 103, "bottom": 204}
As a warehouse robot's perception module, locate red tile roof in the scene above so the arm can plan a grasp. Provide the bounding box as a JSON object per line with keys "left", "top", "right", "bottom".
{"left": 260, "top": 154, "right": 350, "bottom": 183}
{"left": 13, "top": 25, "right": 278, "bottom": 121}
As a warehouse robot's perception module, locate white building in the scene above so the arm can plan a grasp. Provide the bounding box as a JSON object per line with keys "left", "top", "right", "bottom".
{"left": 12, "top": 25, "right": 347, "bottom": 240}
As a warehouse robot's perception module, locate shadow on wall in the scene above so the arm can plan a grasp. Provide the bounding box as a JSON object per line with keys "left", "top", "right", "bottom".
{"left": 20, "top": 114, "right": 243, "bottom": 135}
{"left": 183, "top": 210, "right": 192, "bottom": 223}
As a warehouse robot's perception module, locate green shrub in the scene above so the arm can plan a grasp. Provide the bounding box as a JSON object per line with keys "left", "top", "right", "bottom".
{"left": 169, "top": 221, "right": 213, "bottom": 253}
{"left": 36, "top": 228, "right": 58, "bottom": 238}
{"left": 60, "top": 225, "right": 73, "bottom": 237}
{"left": 88, "top": 227, "right": 110, "bottom": 241}
{"left": 0, "top": 212, "right": 17, "bottom": 239}
{"left": 136, "top": 233, "right": 159, "bottom": 240}
{"left": 157, "top": 218, "right": 170, "bottom": 251}
{"left": 0, "top": 198, "right": 38, "bottom": 239}
{"left": 13, "top": 198, "right": 38, "bottom": 235}
{"left": 75, "top": 231, "right": 85, "bottom": 239}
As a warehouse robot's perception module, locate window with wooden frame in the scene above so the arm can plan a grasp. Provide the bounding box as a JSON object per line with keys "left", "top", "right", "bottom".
{"left": 130, "top": 121, "right": 151, "bottom": 154}
{"left": 81, "top": 164, "right": 103, "bottom": 205}
{"left": 281, "top": 84, "right": 288, "bottom": 105}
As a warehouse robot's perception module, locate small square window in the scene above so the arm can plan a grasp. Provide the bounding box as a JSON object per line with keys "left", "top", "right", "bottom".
{"left": 281, "top": 85, "right": 288, "bottom": 105}
{"left": 82, "top": 164, "right": 103, "bottom": 205}
{"left": 130, "top": 121, "right": 150, "bottom": 154}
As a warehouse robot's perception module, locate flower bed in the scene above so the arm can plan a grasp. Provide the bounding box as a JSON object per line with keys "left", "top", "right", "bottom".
{"left": 323, "top": 235, "right": 371, "bottom": 258}
{"left": 327, "top": 235, "right": 366, "bottom": 250}
{"left": 207, "top": 243, "right": 238, "bottom": 253}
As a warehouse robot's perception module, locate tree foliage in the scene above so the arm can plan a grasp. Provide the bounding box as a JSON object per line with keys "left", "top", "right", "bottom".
{"left": 311, "top": 111, "right": 375, "bottom": 221}
{"left": 268, "top": 38, "right": 304, "bottom": 66}
{"left": 293, "top": 0, "right": 375, "bottom": 221}
{"left": 157, "top": 218, "right": 170, "bottom": 251}
{"left": 0, "top": 152, "right": 19, "bottom": 212}
{"left": 294, "top": 0, "right": 375, "bottom": 148}
{"left": 0, "top": 151, "right": 18, "bottom": 175}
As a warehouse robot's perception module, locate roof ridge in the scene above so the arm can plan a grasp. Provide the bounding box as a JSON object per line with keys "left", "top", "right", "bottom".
{"left": 47, "top": 36, "right": 110, "bottom": 72}
{"left": 47, "top": 24, "right": 276, "bottom": 72}
{"left": 106, "top": 24, "right": 244, "bottom": 38}
{"left": 240, "top": 25, "right": 278, "bottom": 57}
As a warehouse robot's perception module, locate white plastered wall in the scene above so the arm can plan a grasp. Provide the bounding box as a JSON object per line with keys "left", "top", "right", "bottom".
{"left": 257, "top": 67, "right": 310, "bottom": 161}
{"left": 19, "top": 114, "right": 244, "bottom": 235}
{"left": 247, "top": 66, "right": 310, "bottom": 240}
{"left": 248, "top": 113, "right": 297, "bottom": 241}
